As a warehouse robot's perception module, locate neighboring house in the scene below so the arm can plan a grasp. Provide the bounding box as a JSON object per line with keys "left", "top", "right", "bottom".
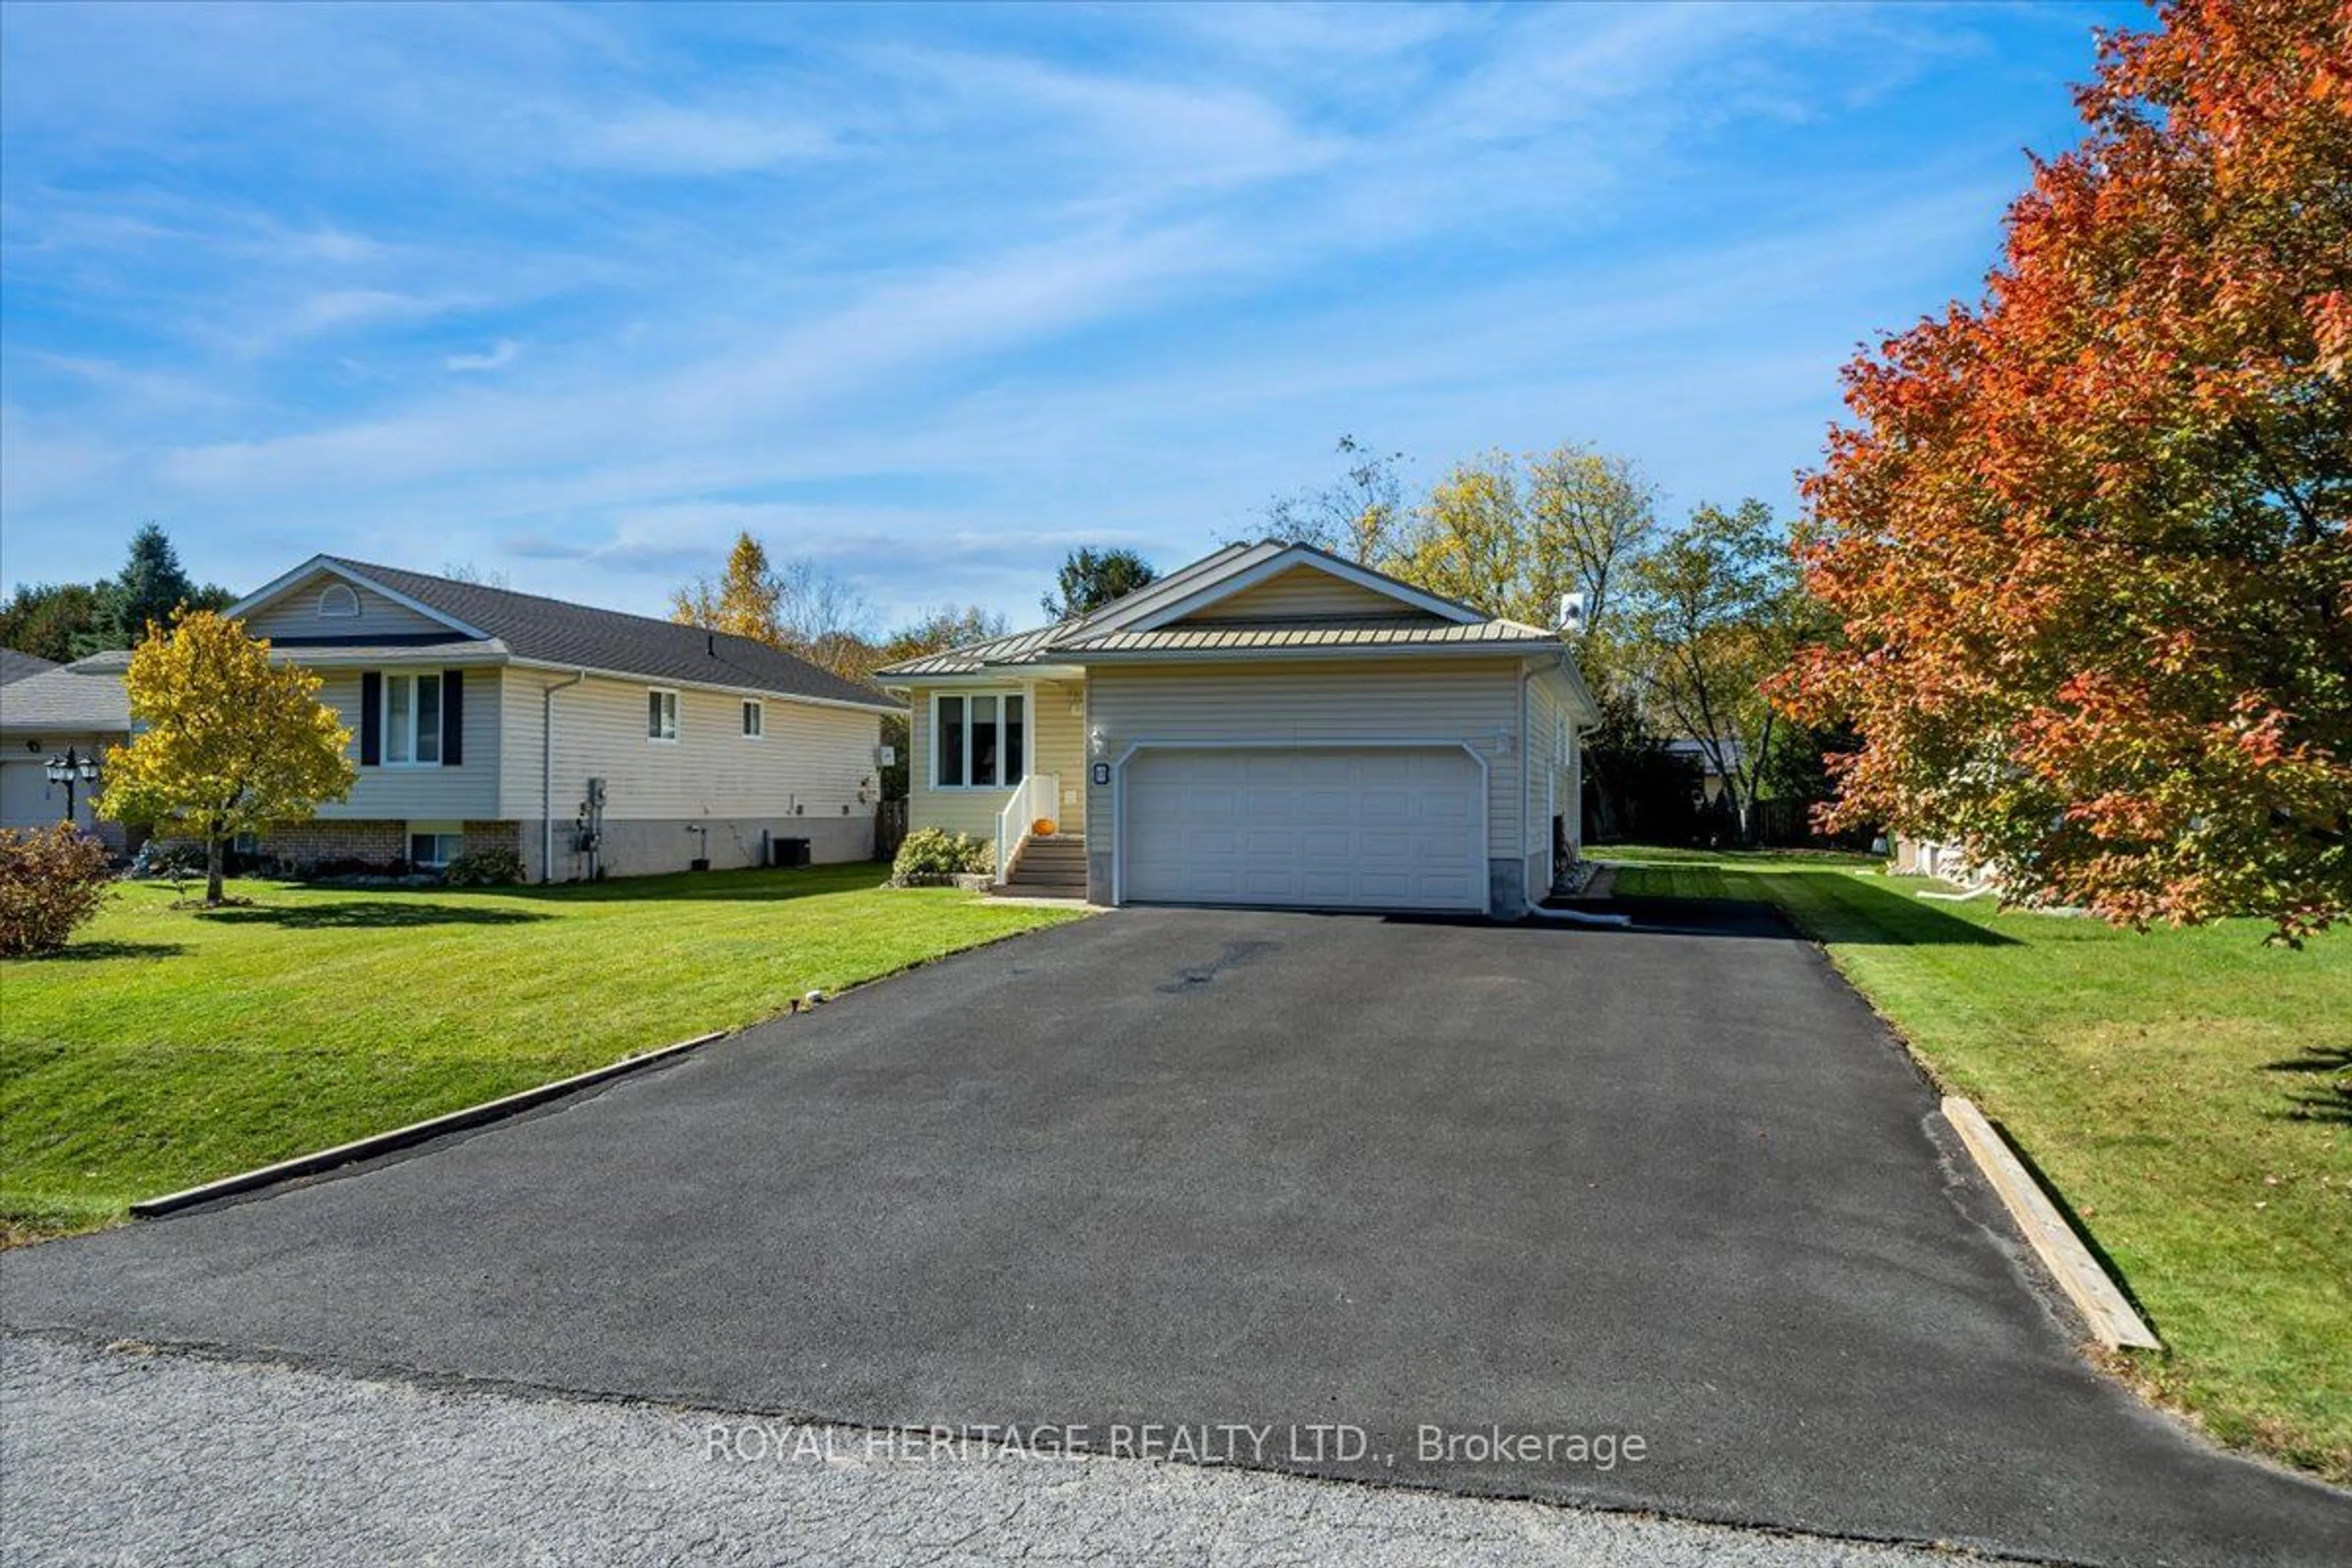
{"left": 874, "top": 541, "right": 1599, "bottom": 916}
{"left": 1890, "top": 834, "right": 1990, "bottom": 886}
{"left": 1662, "top": 737, "right": 1748, "bottom": 805}
{"left": 0, "top": 653, "right": 132, "bottom": 849}
{"left": 77, "top": 558, "right": 901, "bottom": 880}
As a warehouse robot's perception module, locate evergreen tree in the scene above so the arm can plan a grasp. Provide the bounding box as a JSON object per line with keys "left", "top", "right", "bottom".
{"left": 105, "top": 524, "right": 204, "bottom": 645}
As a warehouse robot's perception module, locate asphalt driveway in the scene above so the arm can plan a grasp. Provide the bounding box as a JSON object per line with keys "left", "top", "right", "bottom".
{"left": 4, "top": 906, "right": 2345, "bottom": 1565}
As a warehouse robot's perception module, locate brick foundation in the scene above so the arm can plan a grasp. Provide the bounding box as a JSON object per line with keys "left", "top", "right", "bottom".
{"left": 257, "top": 821, "right": 407, "bottom": 869}
{"left": 247, "top": 819, "right": 521, "bottom": 875}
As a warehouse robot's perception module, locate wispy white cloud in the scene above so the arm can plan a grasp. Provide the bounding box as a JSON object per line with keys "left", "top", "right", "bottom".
{"left": 0, "top": 0, "right": 2125, "bottom": 621}
{"left": 445, "top": 339, "right": 521, "bottom": 374}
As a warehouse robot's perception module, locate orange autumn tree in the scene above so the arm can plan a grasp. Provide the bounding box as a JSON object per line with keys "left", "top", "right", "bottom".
{"left": 1781, "top": 0, "right": 2351, "bottom": 940}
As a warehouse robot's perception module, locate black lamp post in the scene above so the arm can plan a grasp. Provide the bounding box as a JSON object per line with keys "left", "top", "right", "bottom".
{"left": 44, "top": 746, "right": 102, "bottom": 824}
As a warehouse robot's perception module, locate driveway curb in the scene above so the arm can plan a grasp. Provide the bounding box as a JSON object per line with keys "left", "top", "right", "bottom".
{"left": 127, "top": 1030, "right": 731, "bottom": 1219}
{"left": 1940, "top": 1095, "right": 2161, "bottom": 1351}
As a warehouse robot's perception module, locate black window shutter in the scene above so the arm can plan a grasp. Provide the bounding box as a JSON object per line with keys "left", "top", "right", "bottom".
{"left": 360, "top": 672, "right": 382, "bottom": 766}
{"left": 441, "top": 669, "right": 464, "bottom": 766}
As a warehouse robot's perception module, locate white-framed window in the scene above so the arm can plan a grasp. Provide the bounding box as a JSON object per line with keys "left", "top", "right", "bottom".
{"left": 384, "top": 671, "right": 443, "bottom": 765}
{"left": 931, "top": 690, "right": 1025, "bottom": 790}
{"left": 647, "top": 688, "right": 679, "bottom": 742}
{"left": 318, "top": 582, "right": 360, "bottom": 619}
{"left": 741, "top": 699, "right": 764, "bottom": 739}
{"left": 408, "top": 821, "right": 464, "bottom": 869}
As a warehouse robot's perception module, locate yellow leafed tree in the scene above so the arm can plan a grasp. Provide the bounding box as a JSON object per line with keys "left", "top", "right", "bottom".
{"left": 670, "top": 532, "right": 785, "bottom": 647}
{"left": 98, "top": 611, "right": 357, "bottom": 905}
{"left": 1396, "top": 452, "right": 1531, "bottom": 619}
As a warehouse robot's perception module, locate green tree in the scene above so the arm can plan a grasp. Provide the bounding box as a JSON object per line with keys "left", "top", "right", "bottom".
{"left": 1041, "top": 548, "right": 1157, "bottom": 620}
{"left": 1624, "top": 500, "right": 1808, "bottom": 842}
{"left": 1, "top": 527, "right": 229, "bottom": 660}
{"left": 102, "top": 524, "right": 228, "bottom": 647}
{"left": 97, "top": 611, "right": 357, "bottom": 905}
{"left": 874, "top": 605, "right": 1012, "bottom": 799}
{"left": 1525, "top": 444, "right": 1657, "bottom": 639}
{"left": 0, "top": 583, "right": 108, "bottom": 663}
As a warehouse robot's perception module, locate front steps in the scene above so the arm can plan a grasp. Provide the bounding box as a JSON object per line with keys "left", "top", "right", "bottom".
{"left": 993, "top": 834, "right": 1088, "bottom": 900}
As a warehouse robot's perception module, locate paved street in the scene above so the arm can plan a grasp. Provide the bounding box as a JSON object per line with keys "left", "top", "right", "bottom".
{"left": 0, "top": 1333, "right": 1969, "bottom": 1568}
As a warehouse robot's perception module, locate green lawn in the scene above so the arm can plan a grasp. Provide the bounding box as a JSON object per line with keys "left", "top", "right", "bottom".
{"left": 1603, "top": 845, "right": 2351, "bottom": 1482}
{"left": 1, "top": 865, "right": 1085, "bottom": 1238}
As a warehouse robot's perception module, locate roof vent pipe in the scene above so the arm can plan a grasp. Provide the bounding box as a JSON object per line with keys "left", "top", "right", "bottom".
{"left": 707, "top": 631, "right": 715, "bottom": 657}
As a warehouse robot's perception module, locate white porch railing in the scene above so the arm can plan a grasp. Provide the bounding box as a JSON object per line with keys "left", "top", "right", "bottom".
{"left": 994, "top": 772, "right": 1061, "bottom": 883}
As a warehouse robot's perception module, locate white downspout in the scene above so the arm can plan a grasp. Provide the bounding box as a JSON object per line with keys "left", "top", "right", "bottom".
{"left": 1519, "top": 665, "right": 1537, "bottom": 901}
{"left": 541, "top": 669, "right": 586, "bottom": 883}
{"left": 1523, "top": 652, "right": 1630, "bottom": 928}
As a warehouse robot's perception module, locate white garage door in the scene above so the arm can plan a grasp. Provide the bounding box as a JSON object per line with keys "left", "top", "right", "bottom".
{"left": 0, "top": 760, "right": 88, "bottom": 833}
{"left": 1124, "top": 747, "right": 1482, "bottom": 911}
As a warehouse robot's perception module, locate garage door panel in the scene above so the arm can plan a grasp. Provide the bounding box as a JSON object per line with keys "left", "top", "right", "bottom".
{"left": 1124, "top": 746, "right": 1481, "bottom": 912}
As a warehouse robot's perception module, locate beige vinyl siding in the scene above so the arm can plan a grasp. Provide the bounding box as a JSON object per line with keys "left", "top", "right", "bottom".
{"left": 1084, "top": 658, "right": 1525, "bottom": 862}
{"left": 243, "top": 573, "right": 455, "bottom": 641}
{"left": 1177, "top": 565, "right": 1438, "bottom": 624}
{"left": 904, "top": 679, "right": 1085, "bottom": 843}
{"left": 312, "top": 666, "right": 501, "bottom": 820}
{"left": 1030, "top": 679, "right": 1086, "bottom": 831}
{"left": 496, "top": 670, "right": 878, "bottom": 824}
{"left": 1523, "top": 679, "right": 1578, "bottom": 892}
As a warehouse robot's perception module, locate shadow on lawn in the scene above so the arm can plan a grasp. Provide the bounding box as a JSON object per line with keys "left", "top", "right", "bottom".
{"left": 195, "top": 901, "right": 552, "bottom": 930}
{"left": 1604, "top": 865, "right": 2018, "bottom": 947}
{"left": 32, "top": 939, "right": 189, "bottom": 962}
{"left": 2261, "top": 1046, "right": 2352, "bottom": 1126}
{"left": 508, "top": 867, "right": 891, "bottom": 907}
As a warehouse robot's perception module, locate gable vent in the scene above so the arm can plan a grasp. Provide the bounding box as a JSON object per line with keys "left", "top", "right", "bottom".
{"left": 319, "top": 583, "right": 361, "bottom": 619}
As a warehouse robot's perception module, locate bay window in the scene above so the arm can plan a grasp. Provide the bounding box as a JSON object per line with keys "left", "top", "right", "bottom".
{"left": 932, "top": 691, "right": 1025, "bottom": 790}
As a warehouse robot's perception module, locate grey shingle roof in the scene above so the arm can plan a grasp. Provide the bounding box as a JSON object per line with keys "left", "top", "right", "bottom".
{"left": 1, "top": 649, "right": 60, "bottom": 685}
{"left": 0, "top": 661, "right": 130, "bottom": 733}
{"left": 323, "top": 559, "right": 899, "bottom": 711}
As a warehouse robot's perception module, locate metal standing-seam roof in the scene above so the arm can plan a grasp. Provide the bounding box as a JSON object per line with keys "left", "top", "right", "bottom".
{"left": 1061, "top": 617, "right": 1561, "bottom": 655}
{"left": 874, "top": 541, "right": 1564, "bottom": 679}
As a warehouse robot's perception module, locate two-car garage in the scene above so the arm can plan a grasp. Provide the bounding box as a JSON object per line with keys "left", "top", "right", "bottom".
{"left": 1120, "top": 745, "right": 1486, "bottom": 913}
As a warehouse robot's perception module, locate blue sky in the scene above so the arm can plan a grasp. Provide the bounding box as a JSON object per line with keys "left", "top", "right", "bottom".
{"left": 1, "top": 1, "right": 2139, "bottom": 630}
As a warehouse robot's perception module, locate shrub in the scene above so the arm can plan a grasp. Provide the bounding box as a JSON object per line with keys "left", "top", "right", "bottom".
{"left": 442, "top": 845, "right": 526, "bottom": 887}
{"left": 130, "top": 840, "right": 206, "bottom": 893}
{"left": 0, "top": 824, "right": 114, "bottom": 957}
{"left": 891, "top": 827, "right": 992, "bottom": 880}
